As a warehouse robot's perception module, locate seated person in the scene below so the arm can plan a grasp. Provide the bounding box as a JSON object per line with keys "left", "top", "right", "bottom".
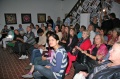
{"left": 73, "top": 34, "right": 108, "bottom": 75}
{"left": 2, "top": 26, "right": 14, "bottom": 49}
{"left": 108, "top": 28, "right": 119, "bottom": 46}
{"left": 66, "top": 27, "right": 78, "bottom": 52}
{"left": 74, "top": 42, "right": 120, "bottom": 79}
{"left": 12, "top": 29, "right": 24, "bottom": 54}
{"left": 66, "top": 30, "right": 91, "bottom": 75}
{"left": 55, "top": 25, "right": 62, "bottom": 41}
{"left": 22, "top": 49, "right": 55, "bottom": 78}
{"left": 19, "top": 26, "right": 36, "bottom": 59}
{"left": 25, "top": 31, "right": 53, "bottom": 69}
{"left": 0, "top": 25, "right": 9, "bottom": 41}
{"left": 33, "top": 33, "right": 68, "bottom": 79}
{"left": 77, "top": 25, "right": 86, "bottom": 40}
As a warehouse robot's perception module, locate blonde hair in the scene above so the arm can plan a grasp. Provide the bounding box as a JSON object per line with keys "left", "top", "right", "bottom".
{"left": 82, "top": 30, "right": 90, "bottom": 37}
{"left": 95, "top": 34, "right": 105, "bottom": 44}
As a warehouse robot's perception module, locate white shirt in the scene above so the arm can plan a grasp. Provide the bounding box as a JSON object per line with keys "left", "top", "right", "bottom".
{"left": 90, "top": 31, "right": 96, "bottom": 44}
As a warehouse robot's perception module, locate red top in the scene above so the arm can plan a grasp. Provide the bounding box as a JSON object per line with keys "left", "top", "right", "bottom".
{"left": 80, "top": 39, "right": 91, "bottom": 51}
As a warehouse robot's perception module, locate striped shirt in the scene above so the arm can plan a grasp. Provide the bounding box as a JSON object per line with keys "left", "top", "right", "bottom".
{"left": 48, "top": 46, "right": 68, "bottom": 79}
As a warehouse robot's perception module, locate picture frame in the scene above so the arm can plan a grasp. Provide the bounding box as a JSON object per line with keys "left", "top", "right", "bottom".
{"left": 4, "top": 13, "right": 17, "bottom": 24}
{"left": 21, "top": 14, "right": 31, "bottom": 24}
{"left": 37, "top": 13, "right": 46, "bottom": 23}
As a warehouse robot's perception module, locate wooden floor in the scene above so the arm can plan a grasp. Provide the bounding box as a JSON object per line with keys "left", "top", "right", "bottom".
{"left": 0, "top": 46, "right": 74, "bottom": 79}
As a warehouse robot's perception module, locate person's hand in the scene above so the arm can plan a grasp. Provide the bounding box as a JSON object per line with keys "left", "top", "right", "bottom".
{"left": 72, "top": 48, "right": 76, "bottom": 53}
{"left": 42, "top": 56, "right": 47, "bottom": 61}
{"left": 79, "top": 71, "right": 88, "bottom": 77}
{"left": 75, "top": 46, "right": 82, "bottom": 51}
{"left": 61, "top": 40, "right": 66, "bottom": 43}
{"left": 45, "top": 66, "right": 51, "bottom": 69}
{"left": 34, "top": 44, "right": 38, "bottom": 48}
{"left": 81, "top": 51, "right": 87, "bottom": 54}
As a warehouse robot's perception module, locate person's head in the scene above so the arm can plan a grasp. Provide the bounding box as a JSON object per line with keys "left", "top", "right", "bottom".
{"left": 88, "top": 24, "right": 94, "bottom": 31}
{"left": 57, "top": 17, "right": 60, "bottom": 21}
{"left": 93, "top": 16, "right": 98, "bottom": 22}
{"left": 80, "top": 25, "right": 86, "bottom": 32}
{"left": 30, "top": 23, "right": 35, "bottom": 29}
{"left": 61, "top": 24, "right": 65, "bottom": 31}
{"left": 48, "top": 33, "right": 59, "bottom": 48}
{"left": 55, "top": 25, "right": 61, "bottom": 32}
{"left": 82, "top": 30, "right": 90, "bottom": 39}
{"left": 41, "top": 23, "right": 44, "bottom": 27}
{"left": 100, "top": 29, "right": 106, "bottom": 35}
{"left": 96, "top": 27, "right": 101, "bottom": 33}
{"left": 47, "top": 24, "right": 52, "bottom": 31}
{"left": 109, "top": 42, "right": 120, "bottom": 63}
{"left": 112, "top": 28, "right": 120, "bottom": 37}
{"left": 69, "top": 15, "right": 72, "bottom": 19}
{"left": 109, "top": 13, "right": 116, "bottom": 19}
{"left": 69, "top": 27, "right": 76, "bottom": 37}
{"left": 103, "top": 15, "right": 109, "bottom": 20}
{"left": 4, "top": 25, "right": 8, "bottom": 29}
{"left": 35, "top": 25, "right": 39, "bottom": 30}
{"left": 48, "top": 16, "right": 51, "bottom": 20}
{"left": 14, "top": 29, "right": 19, "bottom": 35}
{"left": 26, "top": 26, "right": 32, "bottom": 32}
{"left": 10, "top": 26, "right": 14, "bottom": 30}
{"left": 94, "top": 34, "right": 104, "bottom": 45}
{"left": 65, "top": 26, "right": 69, "bottom": 33}
{"left": 37, "top": 28, "right": 44, "bottom": 36}
{"left": 41, "top": 25, "right": 46, "bottom": 32}
{"left": 19, "top": 24, "right": 22, "bottom": 28}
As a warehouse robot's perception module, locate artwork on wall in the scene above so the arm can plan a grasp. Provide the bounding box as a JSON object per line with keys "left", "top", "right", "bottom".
{"left": 37, "top": 13, "right": 46, "bottom": 23}
{"left": 21, "top": 14, "right": 31, "bottom": 24}
{"left": 4, "top": 13, "right": 17, "bottom": 24}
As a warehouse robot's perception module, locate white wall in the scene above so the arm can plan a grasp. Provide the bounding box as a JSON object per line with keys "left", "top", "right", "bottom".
{"left": 0, "top": 0, "right": 78, "bottom": 30}
{"left": 111, "top": 2, "right": 120, "bottom": 19}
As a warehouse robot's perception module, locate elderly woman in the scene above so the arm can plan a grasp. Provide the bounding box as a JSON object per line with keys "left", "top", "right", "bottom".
{"left": 74, "top": 34, "right": 108, "bottom": 74}
{"left": 74, "top": 42, "right": 120, "bottom": 79}
{"left": 65, "top": 30, "right": 91, "bottom": 75}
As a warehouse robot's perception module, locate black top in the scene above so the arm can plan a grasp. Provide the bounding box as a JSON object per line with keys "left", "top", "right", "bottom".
{"left": 13, "top": 34, "right": 23, "bottom": 42}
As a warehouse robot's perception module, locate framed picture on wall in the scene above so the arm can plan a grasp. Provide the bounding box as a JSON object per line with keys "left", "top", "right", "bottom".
{"left": 37, "top": 13, "right": 46, "bottom": 23}
{"left": 21, "top": 14, "right": 31, "bottom": 24}
{"left": 4, "top": 13, "right": 17, "bottom": 24}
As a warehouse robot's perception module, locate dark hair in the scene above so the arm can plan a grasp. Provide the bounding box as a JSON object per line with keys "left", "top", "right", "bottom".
{"left": 49, "top": 33, "right": 59, "bottom": 41}
{"left": 37, "top": 28, "right": 44, "bottom": 34}
{"left": 96, "top": 27, "right": 101, "bottom": 30}
{"left": 109, "top": 13, "right": 116, "bottom": 18}
{"left": 36, "top": 25, "right": 39, "bottom": 28}
{"left": 10, "top": 26, "right": 14, "bottom": 30}
{"left": 81, "top": 25, "right": 86, "bottom": 30}
{"left": 55, "top": 25, "right": 61, "bottom": 32}
{"left": 46, "top": 31, "right": 54, "bottom": 37}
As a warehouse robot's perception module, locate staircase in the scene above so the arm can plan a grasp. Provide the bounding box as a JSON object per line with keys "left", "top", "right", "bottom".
{"left": 64, "top": 0, "right": 113, "bottom": 27}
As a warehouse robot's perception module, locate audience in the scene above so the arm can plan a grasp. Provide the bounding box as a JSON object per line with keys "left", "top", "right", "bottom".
{"left": 56, "top": 17, "right": 63, "bottom": 26}
{"left": 33, "top": 33, "right": 68, "bottom": 79}
{"left": 74, "top": 34, "right": 108, "bottom": 75}
{"left": 74, "top": 42, "right": 120, "bottom": 79}
{"left": 77, "top": 25, "right": 86, "bottom": 39}
{"left": 2, "top": 26, "right": 14, "bottom": 49}
{"left": 66, "top": 30, "right": 91, "bottom": 75}
{"left": 1, "top": 13, "right": 120, "bottom": 79}
{"left": 66, "top": 27, "right": 78, "bottom": 52}
{"left": 87, "top": 24, "right": 96, "bottom": 44}
{"left": 19, "top": 26, "right": 36, "bottom": 59}
{"left": 46, "top": 16, "right": 54, "bottom": 28}
{"left": 55, "top": 25, "right": 62, "bottom": 41}
{"left": 0, "top": 25, "right": 9, "bottom": 41}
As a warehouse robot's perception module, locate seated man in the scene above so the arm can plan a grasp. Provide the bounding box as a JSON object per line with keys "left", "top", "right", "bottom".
{"left": 74, "top": 42, "right": 120, "bottom": 79}
{"left": 0, "top": 25, "right": 9, "bottom": 41}
{"left": 25, "top": 28, "right": 47, "bottom": 68}
{"left": 12, "top": 29, "right": 24, "bottom": 54}
{"left": 19, "top": 26, "right": 36, "bottom": 59}
{"left": 2, "top": 26, "right": 14, "bottom": 49}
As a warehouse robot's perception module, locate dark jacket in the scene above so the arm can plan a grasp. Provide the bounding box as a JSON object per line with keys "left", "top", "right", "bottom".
{"left": 66, "top": 35, "right": 78, "bottom": 52}
{"left": 87, "top": 61, "right": 120, "bottom": 79}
